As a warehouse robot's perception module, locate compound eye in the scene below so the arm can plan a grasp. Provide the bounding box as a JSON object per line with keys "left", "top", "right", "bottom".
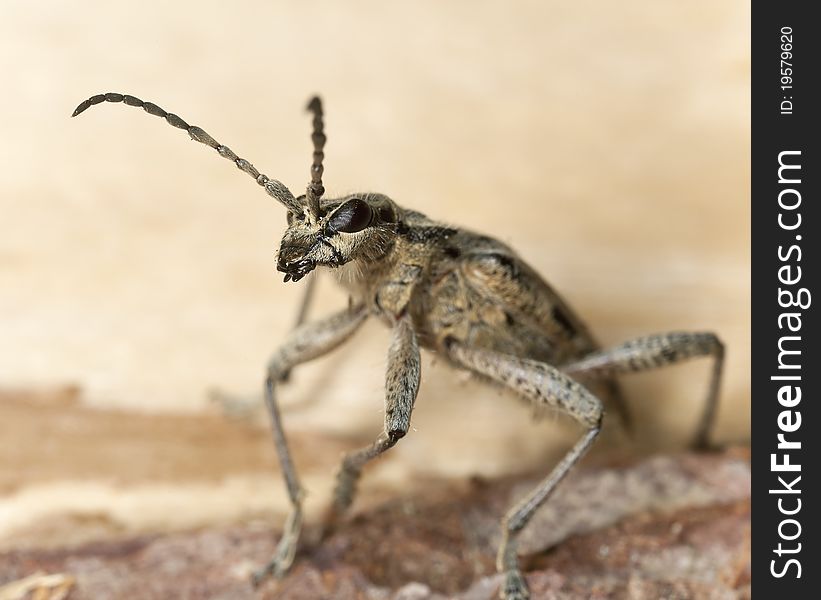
{"left": 328, "top": 198, "right": 372, "bottom": 233}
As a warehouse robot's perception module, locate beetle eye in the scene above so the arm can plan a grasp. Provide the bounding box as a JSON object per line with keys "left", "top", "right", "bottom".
{"left": 328, "top": 198, "right": 373, "bottom": 233}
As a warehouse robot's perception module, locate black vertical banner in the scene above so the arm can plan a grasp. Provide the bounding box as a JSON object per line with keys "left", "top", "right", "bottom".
{"left": 753, "top": 1, "right": 819, "bottom": 595}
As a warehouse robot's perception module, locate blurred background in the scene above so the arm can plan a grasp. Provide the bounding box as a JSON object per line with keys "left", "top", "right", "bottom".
{"left": 1, "top": 1, "right": 748, "bottom": 552}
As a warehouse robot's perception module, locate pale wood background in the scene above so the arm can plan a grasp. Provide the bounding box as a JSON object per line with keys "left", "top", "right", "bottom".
{"left": 0, "top": 0, "right": 749, "bottom": 547}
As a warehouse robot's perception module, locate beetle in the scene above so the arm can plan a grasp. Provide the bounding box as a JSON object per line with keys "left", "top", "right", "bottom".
{"left": 72, "top": 92, "right": 724, "bottom": 600}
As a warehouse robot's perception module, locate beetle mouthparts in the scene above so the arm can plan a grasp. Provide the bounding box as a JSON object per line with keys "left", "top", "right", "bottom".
{"left": 277, "top": 257, "right": 316, "bottom": 283}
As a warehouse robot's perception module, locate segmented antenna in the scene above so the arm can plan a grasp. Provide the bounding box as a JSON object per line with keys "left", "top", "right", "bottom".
{"left": 304, "top": 96, "right": 326, "bottom": 219}
{"left": 71, "top": 92, "right": 304, "bottom": 215}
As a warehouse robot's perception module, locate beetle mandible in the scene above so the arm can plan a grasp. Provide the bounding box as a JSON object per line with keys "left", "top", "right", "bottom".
{"left": 72, "top": 92, "right": 724, "bottom": 600}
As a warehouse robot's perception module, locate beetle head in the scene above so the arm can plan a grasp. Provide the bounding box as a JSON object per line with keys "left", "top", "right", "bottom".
{"left": 72, "top": 92, "right": 402, "bottom": 284}
{"left": 277, "top": 193, "right": 400, "bottom": 282}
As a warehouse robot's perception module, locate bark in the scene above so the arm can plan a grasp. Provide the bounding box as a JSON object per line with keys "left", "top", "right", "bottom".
{"left": 0, "top": 449, "right": 750, "bottom": 600}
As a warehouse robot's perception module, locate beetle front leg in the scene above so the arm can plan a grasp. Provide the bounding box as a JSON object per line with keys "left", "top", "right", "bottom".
{"left": 252, "top": 303, "right": 367, "bottom": 585}
{"left": 210, "top": 274, "right": 319, "bottom": 418}
{"left": 325, "top": 315, "right": 421, "bottom": 528}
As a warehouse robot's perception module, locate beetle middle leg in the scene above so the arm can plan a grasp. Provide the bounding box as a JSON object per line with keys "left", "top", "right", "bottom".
{"left": 447, "top": 342, "right": 603, "bottom": 600}
{"left": 252, "top": 303, "right": 368, "bottom": 584}
{"left": 561, "top": 331, "right": 724, "bottom": 449}
{"left": 324, "top": 315, "right": 421, "bottom": 529}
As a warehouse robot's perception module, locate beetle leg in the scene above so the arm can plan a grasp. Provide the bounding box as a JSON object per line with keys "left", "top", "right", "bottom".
{"left": 562, "top": 331, "right": 724, "bottom": 449}
{"left": 252, "top": 303, "right": 367, "bottom": 584}
{"left": 448, "top": 342, "right": 603, "bottom": 600}
{"left": 324, "top": 315, "right": 421, "bottom": 529}
{"left": 209, "top": 273, "right": 320, "bottom": 419}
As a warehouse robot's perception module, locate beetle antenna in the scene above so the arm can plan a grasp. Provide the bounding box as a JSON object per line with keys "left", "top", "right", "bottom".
{"left": 72, "top": 92, "right": 303, "bottom": 215}
{"left": 304, "top": 96, "right": 326, "bottom": 219}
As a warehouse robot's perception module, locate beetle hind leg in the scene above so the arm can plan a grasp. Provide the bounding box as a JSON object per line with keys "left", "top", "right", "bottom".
{"left": 448, "top": 342, "right": 603, "bottom": 600}
{"left": 562, "top": 331, "right": 724, "bottom": 449}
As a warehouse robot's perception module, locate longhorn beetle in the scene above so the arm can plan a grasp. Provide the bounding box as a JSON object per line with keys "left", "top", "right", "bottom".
{"left": 72, "top": 92, "right": 724, "bottom": 600}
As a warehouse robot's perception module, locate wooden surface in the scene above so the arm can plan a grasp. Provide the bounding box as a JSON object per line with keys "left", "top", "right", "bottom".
{"left": 1, "top": 0, "right": 748, "bottom": 569}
